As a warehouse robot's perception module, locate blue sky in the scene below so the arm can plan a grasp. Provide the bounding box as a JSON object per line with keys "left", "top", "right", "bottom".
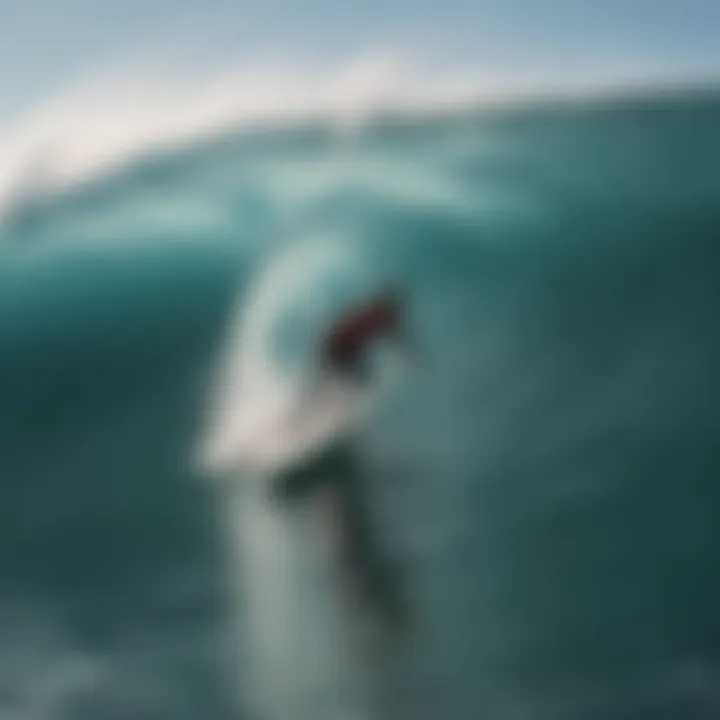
{"left": 0, "top": 0, "right": 718, "bottom": 121}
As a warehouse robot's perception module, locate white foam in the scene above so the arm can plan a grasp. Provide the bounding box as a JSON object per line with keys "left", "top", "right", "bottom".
{"left": 0, "top": 44, "right": 705, "bottom": 226}
{"left": 0, "top": 50, "right": 489, "bottom": 221}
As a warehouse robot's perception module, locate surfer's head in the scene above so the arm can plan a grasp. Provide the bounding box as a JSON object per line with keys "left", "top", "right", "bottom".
{"left": 321, "top": 287, "right": 413, "bottom": 381}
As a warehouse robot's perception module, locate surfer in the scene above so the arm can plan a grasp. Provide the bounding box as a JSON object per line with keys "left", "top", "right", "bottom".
{"left": 320, "top": 289, "right": 408, "bottom": 383}
{"left": 275, "top": 288, "right": 415, "bottom": 641}
{"left": 201, "top": 249, "right": 417, "bottom": 720}
{"left": 281, "top": 287, "right": 414, "bottom": 428}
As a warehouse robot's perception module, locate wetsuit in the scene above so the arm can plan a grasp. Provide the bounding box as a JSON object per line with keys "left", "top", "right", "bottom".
{"left": 320, "top": 297, "right": 400, "bottom": 380}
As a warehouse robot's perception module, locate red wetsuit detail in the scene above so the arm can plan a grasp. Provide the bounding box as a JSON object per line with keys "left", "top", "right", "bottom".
{"left": 322, "top": 298, "right": 399, "bottom": 370}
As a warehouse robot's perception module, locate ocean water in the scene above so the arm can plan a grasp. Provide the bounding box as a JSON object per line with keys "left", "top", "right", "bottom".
{"left": 1, "top": 89, "right": 720, "bottom": 719}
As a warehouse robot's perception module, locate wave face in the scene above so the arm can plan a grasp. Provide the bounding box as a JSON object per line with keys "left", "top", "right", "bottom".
{"left": 0, "top": 89, "right": 720, "bottom": 719}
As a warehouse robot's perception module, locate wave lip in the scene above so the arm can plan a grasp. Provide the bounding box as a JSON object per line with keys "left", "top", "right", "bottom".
{"left": 2, "top": 46, "right": 710, "bottom": 232}
{"left": 0, "top": 52, "right": 489, "bottom": 224}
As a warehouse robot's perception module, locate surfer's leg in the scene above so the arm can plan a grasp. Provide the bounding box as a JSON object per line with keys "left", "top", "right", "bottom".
{"left": 333, "top": 450, "right": 413, "bottom": 641}
{"left": 327, "top": 451, "right": 416, "bottom": 720}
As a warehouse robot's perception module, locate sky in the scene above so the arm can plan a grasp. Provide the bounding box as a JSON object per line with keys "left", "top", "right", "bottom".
{"left": 0, "top": 0, "right": 718, "bottom": 123}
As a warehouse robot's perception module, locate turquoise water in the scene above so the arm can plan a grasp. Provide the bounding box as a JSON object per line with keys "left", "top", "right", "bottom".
{"left": 1, "top": 90, "right": 720, "bottom": 718}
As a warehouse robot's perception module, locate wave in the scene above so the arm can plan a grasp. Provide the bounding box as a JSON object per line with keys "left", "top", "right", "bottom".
{"left": 1, "top": 46, "right": 710, "bottom": 227}
{"left": 0, "top": 51, "right": 488, "bottom": 223}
